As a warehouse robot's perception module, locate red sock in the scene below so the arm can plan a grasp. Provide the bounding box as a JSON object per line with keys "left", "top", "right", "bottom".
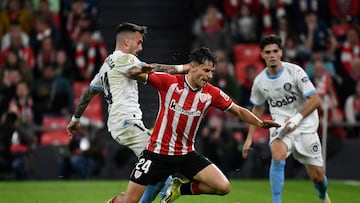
{"left": 190, "top": 182, "right": 200, "bottom": 195}
{"left": 109, "top": 196, "right": 116, "bottom": 203}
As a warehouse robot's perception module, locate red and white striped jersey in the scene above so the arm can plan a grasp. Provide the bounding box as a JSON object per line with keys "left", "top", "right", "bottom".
{"left": 146, "top": 72, "right": 233, "bottom": 155}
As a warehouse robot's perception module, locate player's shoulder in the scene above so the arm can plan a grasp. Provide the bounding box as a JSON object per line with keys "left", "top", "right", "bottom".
{"left": 110, "top": 51, "right": 139, "bottom": 66}
{"left": 282, "top": 61, "right": 304, "bottom": 72}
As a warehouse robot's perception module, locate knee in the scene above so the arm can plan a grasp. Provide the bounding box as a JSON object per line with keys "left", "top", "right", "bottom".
{"left": 216, "top": 180, "right": 231, "bottom": 195}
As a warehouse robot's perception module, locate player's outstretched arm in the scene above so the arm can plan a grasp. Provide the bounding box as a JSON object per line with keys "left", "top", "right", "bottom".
{"left": 241, "top": 105, "right": 268, "bottom": 159}
{"left": 66, "top": 87, "right": 99, "bottom": 137}
{"left": 125, "top": 64, "right": 156, "bottom": 83}
{"left": 151, "top": 63, "right": 190, "bottom": 74}
{"left": 229, "top": 104, "right": 280, "bottom": 129}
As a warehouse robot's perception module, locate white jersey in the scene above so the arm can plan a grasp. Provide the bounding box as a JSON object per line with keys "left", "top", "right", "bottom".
{"left": 90, "top": 50, "right": 144, "bottom": 135}
{"left": 250, "top": 61, "right": 319, "bottom": 133}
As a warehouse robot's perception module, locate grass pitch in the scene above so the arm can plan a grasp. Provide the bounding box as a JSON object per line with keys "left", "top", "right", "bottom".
{"left": 0, "top": 179, "right": 359, "bottom": 203}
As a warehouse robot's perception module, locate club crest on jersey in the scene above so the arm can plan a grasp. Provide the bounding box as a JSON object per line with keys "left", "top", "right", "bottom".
{"left": 283, "top": 83, "right": 292, "bottom": 91}
{"left": 200, "top": 93, "right": 208, "bottom": 103}
{"left": 310, "top": 142, "right": 320, "bottom": 154}
{"left": 220, "top": 90, "right": 230, "bottom": 101}
{"left": 134, "top": 170, "right": 142, "bottom": 179}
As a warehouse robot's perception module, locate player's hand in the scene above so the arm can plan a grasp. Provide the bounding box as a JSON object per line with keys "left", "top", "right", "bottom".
{"left": 66, "top": 121, "right": 80, "bottom": 138}
{"left": 242, "top": 139, "right": 253, "bottom": 159}
{"left": 261, "top": 119, "right": 281, "bottom": 128}
{"left": 285, "top": 113, "right": 303, "bottom": 132}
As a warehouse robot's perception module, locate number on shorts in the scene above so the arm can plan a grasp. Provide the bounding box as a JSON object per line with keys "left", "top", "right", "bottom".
{"left": 135, "top": 158, "right": 152, "bottom": 174}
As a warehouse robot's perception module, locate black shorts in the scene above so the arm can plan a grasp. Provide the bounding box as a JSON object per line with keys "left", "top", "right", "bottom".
{"left": 129, "top": 150, "right": 212, "bottom": 185}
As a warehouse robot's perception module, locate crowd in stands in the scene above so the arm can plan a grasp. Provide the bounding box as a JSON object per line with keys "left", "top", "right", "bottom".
{"left": 193, "top": 0, "right": 360, "bottom": 177}
{"left": 1, "top": 0, "right": 360, "bottom": 180}
{"left": 0, "top": 0, "right": 106, "bottom": 180}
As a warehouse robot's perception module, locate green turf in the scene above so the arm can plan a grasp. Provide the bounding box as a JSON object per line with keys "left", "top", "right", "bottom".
{"left": 0, "top": 179, "right": 359, "bottom": 203}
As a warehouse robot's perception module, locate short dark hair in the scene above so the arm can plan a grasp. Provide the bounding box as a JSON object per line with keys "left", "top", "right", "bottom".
{"left": 116, "top": 22, "right": 147, "bottom": 36}
{"left": 189, "top": 47, "right": 217, "bottom": 65}
{"left": 260, "top": 34, "right": 282, "bottom": 50}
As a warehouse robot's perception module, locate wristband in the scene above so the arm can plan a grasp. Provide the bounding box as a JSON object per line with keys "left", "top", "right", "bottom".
{"left": 175, "top": 65, "right": 184, "bottom": 73}
{"left": 71, "top": 115, "right": 81, "bottom": 122}
{"left": 287, "top": 113, "right": 303, "bottom": 129}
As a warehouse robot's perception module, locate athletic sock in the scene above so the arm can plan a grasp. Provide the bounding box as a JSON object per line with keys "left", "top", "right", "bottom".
{"left": 180, "top": 181, "right": 200, "bottom": 195}
{"left": 313, "top": 175, "right": 328, "bottom": 200}
{"left": 140, "top": 179, "right": 166, "bottom": 203}
{"left": 269, "top": 159, "right": 285, "bottom": 203}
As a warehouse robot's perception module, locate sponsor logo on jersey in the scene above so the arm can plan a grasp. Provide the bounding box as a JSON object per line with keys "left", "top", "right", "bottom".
{"left": 170, "top": 100, "right": 201, "bottom": 116}
{"left": 220, "top": 90, "right": 230, "bottom": 101}
{"left": 269, "top": 93, "right": 297, "bottom": 107}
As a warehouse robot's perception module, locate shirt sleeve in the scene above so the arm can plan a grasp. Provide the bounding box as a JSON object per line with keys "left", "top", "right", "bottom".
{"left": 250, "top": 76, "right": 266, "bottom": 106}
{"left": 295, "top": 66, "right": 317, "bottom": 97}
{"left": 114, "top": 54, "right": 144, "bottom": 73}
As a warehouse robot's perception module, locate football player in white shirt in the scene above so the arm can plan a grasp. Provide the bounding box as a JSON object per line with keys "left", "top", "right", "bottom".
{"left": 242, "top": 34, "right": 331, "bottom": 203}
{"left": 66, "top": 22, "right": 189, "bottom": 203}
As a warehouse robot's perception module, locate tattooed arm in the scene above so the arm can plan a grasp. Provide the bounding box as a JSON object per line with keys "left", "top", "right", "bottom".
{"left": 66, "top": 87, "right": 99, "bottom": 137}
{"left": 151, "top": 63, "right": 190, "bottom": 74}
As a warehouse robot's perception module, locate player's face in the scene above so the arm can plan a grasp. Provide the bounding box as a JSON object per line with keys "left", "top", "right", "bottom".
{"left": 128, "top": 32, "right": 144, "bottom": 56}
{"left": 190, "top": 60, "right": 215, "bottom": 88}
{"left": 261, "top": 44, "right": 282, "bottom": 69}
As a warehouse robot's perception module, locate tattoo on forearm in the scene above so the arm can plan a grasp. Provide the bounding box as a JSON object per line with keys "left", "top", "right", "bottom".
{"left": 73, "top": 88, "right": 97, "bottom": 118}
{"left": 153, "top": 64, "right": 177, "bottom": 74}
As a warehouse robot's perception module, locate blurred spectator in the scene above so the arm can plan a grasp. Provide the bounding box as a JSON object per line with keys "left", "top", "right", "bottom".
{"left": 8, "top": 81, "right": 35, "bottom": 132}
{"left": 328, "top": 0, "right": 359, "bottom": 24}
{"left": 0, "top": 50, "right": 33, "bottom": 114}
{"left": 0, "top": 32, "right": 35, "bottom": 68}
{"left": 0, "top": 111, "right": 34, "bottom": 179}
{"left": 299, "top": 10, "right": 338, "bottom": 63}
{"left": 211, "top": 49, "right": 242, "bottom": 104}
{"left": 1, "top": 19, "right": 29, "bottom": 51}
{"left": 73, "top": 28, "right": 107, "bottom": 81}
{"left": 29, "top": 13, "right": 61, "bottom": 54}
{"left": 62, "top": 0, "right": 98, "bottom": 17}
{"left": 311, "top": 59, "right": 347, "bottom": 139}
{"left": 32, "top": 63, "right": 73, "bottom": 124}
{"left": 305, "top": 46, "right": 336, "bottom": 79}
{"left": 339, "top": 27, "right": 360, "bottom": 76}
{"left": 64, "top": 0, "right": 91, "bottom": 45}
{"left": 223, "top": 0, "right": 261, "bottom": 21}
{"left": 242, "top": 63, "right": 259, "bottom": 109}
{"left": 0, "top": 0, "right": 32, "bottom": 38}
{"left": 229, "top": 3, "right": 258, "bottom": 43}
{"left": 276, "top": 15, "right": 301, "bottom": 63}
{"left": 32, "top": 0, "right": 61, "bottom": 28}
{"left": 199, "top": 48, "right": 244, "bottom": 175}
{"left": 192, "top": 3, "right": 233, "bottom": 56}
{"left": 260, "top": 0, "right": 288, "bottom": 34}
{"left": 54, "top": 49, "right": 76, "bottom": 81}
{"left": 344, "top": 80, "right": 360, "bottom": 138}
{"left": 34, "top": 37, "right": 57, "bottom": 77}
{"left": 58, "top": 117, "right": 105, "bottom": 179}
{"left": 292, "top": 0, "right": 330, "bottom": 26}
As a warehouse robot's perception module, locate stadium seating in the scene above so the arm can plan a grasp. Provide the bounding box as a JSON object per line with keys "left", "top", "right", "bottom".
{"left": 72, "top": 82, "right": 104, "bottom": 126}
{"left": 232, "top": 43, "right": 262, "bottom": 63}
{"left": 234, "top": 61, "right": 264, "bottom": 85}
{"left": 41, "top": 116, "right": 70, "bottom": 145}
